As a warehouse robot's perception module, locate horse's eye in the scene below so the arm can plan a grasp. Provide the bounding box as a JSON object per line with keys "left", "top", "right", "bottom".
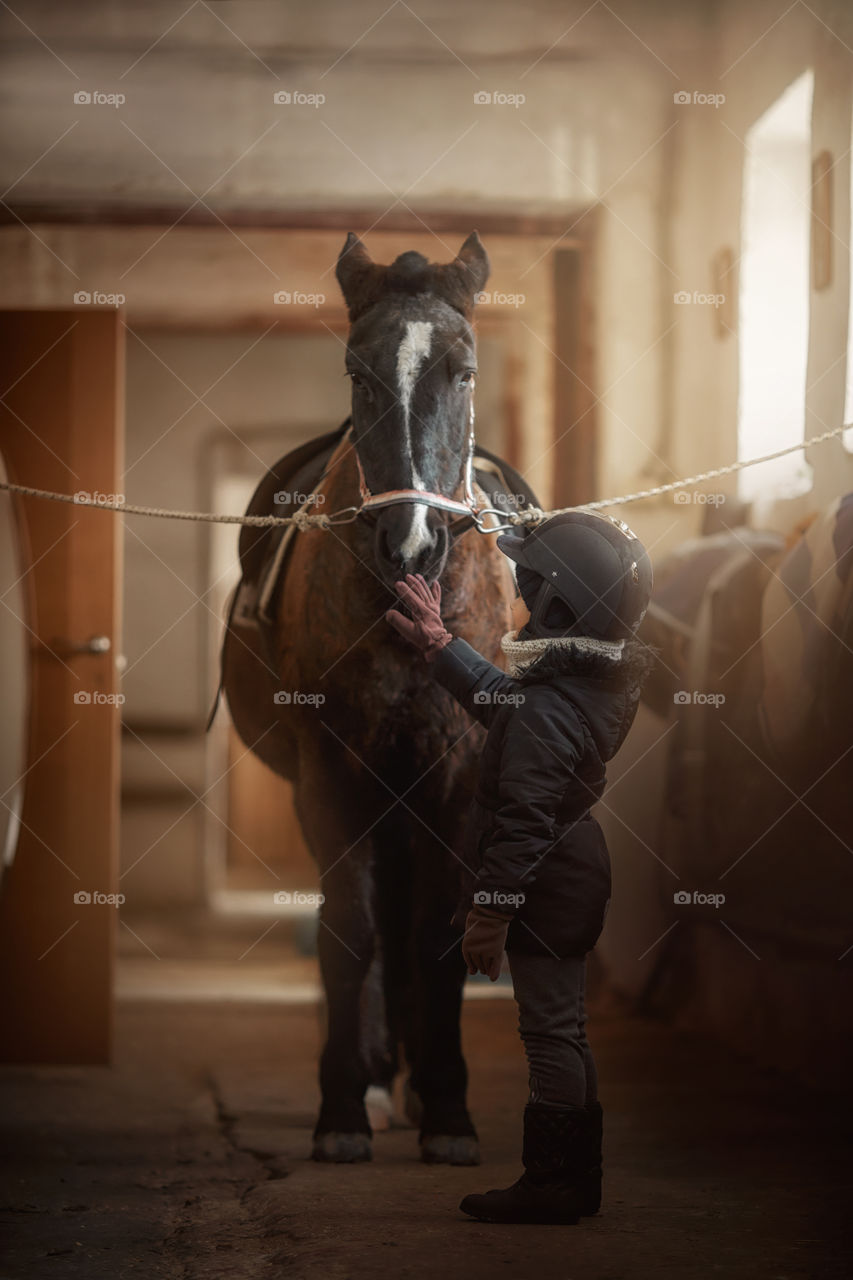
{"left": 347, "top": 372, "right": 373, "bottom": 400}
{"left": 458, "top": 371, "right": 476, "bottom": 388}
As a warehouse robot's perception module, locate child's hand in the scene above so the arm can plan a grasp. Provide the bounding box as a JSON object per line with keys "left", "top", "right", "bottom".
{"left": 462, "top": 905, "right": 512, "bottom": 981}
{"left": 385, "top": 574, "right": 452, "bottom": 660}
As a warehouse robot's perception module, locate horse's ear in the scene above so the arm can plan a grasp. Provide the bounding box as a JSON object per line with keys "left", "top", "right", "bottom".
{"left": 454, "top": 231, "right": 490, "bottom": 296}
{"left": 336, "top": 233, "right": 380, "bottom": 317}
{"left": 434, "top": 231, "right": 490, "bottom": 318}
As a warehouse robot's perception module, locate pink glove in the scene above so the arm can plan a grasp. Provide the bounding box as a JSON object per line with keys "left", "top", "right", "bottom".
{"left": 386, "top": 573, "right": 453, "bottom": 660}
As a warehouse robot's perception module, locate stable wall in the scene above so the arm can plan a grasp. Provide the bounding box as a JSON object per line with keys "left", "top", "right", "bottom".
{"left": 597, "top": 0, "right": 853, "bottom": 1089}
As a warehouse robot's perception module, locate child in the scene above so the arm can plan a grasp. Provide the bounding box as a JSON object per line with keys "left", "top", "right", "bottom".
{"left": 386, "top": 510, "right": 654, "bottom": 1225}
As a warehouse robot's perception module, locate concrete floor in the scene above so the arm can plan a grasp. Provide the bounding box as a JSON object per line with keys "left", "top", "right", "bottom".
{"left": 1, "top": 977, "right": 851, "bottom": 1280}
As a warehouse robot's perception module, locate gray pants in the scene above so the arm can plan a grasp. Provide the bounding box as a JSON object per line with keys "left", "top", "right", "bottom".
{"left": 507, "top": 952, "right": 598, "bottom": 1108}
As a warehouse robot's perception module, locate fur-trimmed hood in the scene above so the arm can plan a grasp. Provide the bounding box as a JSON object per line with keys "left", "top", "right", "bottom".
{"left": 516, "top": 637, "right": 657, "bottom": 691}
{"left": 512, "top": 636, "right": 657, "bottom": 762}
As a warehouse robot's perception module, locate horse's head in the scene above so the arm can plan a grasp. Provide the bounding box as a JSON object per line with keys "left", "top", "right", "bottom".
{"left": 336, "top": 231, "right": 490, "bottom": 585}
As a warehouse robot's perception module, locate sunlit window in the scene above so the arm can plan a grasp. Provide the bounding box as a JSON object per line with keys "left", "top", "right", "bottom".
{"left": 738, "top": 70, "right": 814, "bottom": 501}
{"left": 844, "top": 101, "right": 853, "bottom": 452}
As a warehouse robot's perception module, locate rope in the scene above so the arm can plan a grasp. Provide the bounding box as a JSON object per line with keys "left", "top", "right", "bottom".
{"left": 0, "top": 483, "right": 338, "bottom": 529}
{"left": 515, "top": 423, "right": 850, "bottom": 523}
{"left": 0, "top": 423, "right": 848, "bottom": 529}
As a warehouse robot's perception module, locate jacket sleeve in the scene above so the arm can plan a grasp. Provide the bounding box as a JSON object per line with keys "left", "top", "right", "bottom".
{"left": 474, "top": 690, "right": 585, "bottom": 914}
{"left": 430, "top": 636, "right": 520, "bottom": 728}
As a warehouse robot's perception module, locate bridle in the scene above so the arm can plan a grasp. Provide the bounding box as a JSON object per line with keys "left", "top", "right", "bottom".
{"left": 343, "top": 407, "right": 513, "bottom": 536}
{"left": 352, "top": 424, "right": 479, "bottom": 528}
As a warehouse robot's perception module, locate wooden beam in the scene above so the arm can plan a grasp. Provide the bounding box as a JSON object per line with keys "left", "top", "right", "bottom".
{"left": 552, "top": 217, "right": 598, "bottom": 506}
{"left": 0, "top": 202, "right": 589, "bottom": 241}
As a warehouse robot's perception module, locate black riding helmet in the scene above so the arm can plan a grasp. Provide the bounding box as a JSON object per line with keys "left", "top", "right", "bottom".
{"left": 497, "top": 511, "right": 653, "bottom": 641}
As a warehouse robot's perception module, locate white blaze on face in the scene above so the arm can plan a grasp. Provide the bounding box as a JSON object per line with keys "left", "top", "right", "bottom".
{"left": 395, "top": 320, "right": 434, "bottom": 561}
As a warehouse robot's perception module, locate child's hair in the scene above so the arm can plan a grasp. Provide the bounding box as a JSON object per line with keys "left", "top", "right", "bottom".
{"left": 515, "top": 563, "right": 542, "bottom": 611}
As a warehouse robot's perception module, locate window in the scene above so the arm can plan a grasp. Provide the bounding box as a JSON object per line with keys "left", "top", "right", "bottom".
{"left": 843, "top": 100, "right": 853, "bottom": 451}
{"left": 738, "top": 70, "right": 814, "bottom": 502}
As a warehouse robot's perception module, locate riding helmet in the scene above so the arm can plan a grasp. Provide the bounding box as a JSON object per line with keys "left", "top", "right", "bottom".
{"left": 497, "top": 511, "right": 653, "bottom": 640}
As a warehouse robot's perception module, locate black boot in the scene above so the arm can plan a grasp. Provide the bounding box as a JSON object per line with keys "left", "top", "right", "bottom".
{"left": 459, "top": 1102, "right": 586, "bottom": 1224}
{"left": 578, "top": 1100, "right": 603, "bottom": 1215}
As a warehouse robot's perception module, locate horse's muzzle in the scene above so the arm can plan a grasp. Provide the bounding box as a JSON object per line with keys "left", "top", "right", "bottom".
{"left": 372, "top": 504, "right": 451, "bottom": 586}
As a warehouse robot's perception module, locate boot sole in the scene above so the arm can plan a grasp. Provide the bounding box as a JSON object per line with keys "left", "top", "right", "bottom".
{"left": 460, "top": 1195, "right": 580, "bottom": 1225}
{"left": 460, "top": 1208, "right": 581, "bottom": 1225}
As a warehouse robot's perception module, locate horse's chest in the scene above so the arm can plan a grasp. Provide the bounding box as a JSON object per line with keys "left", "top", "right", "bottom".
{"left": 319, "top": 659, "right": 476, "bottom": 771}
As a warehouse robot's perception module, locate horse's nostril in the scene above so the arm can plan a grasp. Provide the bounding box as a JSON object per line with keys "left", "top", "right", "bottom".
{"left": 380, "top": 530, "right": 404, "bottom": 567}
{"left": 376, "top": 514, "right": 445, "bottom": 580}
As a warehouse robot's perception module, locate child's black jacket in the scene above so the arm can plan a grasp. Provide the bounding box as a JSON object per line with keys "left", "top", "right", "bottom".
{"left": 431, "top": 636, "right": 655, "bottom": 958}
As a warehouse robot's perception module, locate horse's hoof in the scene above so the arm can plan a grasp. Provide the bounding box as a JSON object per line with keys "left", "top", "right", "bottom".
{"left": 403, "top": 1079, "right": 424, "bottom": 1127}
{"left": 312, "top": 1132, "right": 373, "bottom": 1163}
{"left": 421, "top": 1134, "right": 481, "bottom": 1166}
{"left": 365, "top": 1085, "right": 393, "bottom": 1132}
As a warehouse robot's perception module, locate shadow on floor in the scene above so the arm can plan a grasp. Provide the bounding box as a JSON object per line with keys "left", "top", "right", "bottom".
{"left": 1, "top": 989, "right": 851, "bottom": 1280}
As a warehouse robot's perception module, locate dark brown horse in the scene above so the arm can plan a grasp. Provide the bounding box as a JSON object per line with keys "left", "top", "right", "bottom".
{"left": 221, "top": 232, "right": 539, "bottom": 1164}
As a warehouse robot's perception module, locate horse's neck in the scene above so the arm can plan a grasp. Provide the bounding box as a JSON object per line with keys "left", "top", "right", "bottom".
{"left": 442, "top": 528, "right": 514, "bottom": 664}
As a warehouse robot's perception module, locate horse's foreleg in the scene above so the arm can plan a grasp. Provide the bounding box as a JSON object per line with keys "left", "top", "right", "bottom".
{"left": 364, "top": 819, "right": 415, "bottom": 1129}
{"left": 360, "top": 946, "right": 398, "bottom": 1132}
{"left": 409, "top": 842, "right": 480, "bottom": 1166}
{"left": 313, "top": 872, "right": 375, "bottom": 1161}
{"left": 295, "top": 761, "right": 377, "bottom": 1163}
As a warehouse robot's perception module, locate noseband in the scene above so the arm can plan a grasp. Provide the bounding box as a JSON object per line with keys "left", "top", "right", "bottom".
{"left": 346, "top": 423, "right": 509, "bottom": 536}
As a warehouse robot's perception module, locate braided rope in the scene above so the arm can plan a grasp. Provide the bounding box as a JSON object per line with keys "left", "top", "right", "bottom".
{"left": 0, "top": 482, "right": 338, "bottom": 528}
{"left": 513, "top": 423, "right": 849, "bottom": 524}
{"left": 0, "top": 423, "right": 848, "bottom": 529}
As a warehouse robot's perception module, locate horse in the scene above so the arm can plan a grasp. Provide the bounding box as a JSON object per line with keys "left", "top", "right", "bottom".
{"left": 220, "top": 232, "right": 540, "bottom": 1164}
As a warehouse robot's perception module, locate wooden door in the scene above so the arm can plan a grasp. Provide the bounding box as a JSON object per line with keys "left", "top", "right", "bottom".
{"left": 0, "top": 311, "right": 123, "bottom": 1063}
